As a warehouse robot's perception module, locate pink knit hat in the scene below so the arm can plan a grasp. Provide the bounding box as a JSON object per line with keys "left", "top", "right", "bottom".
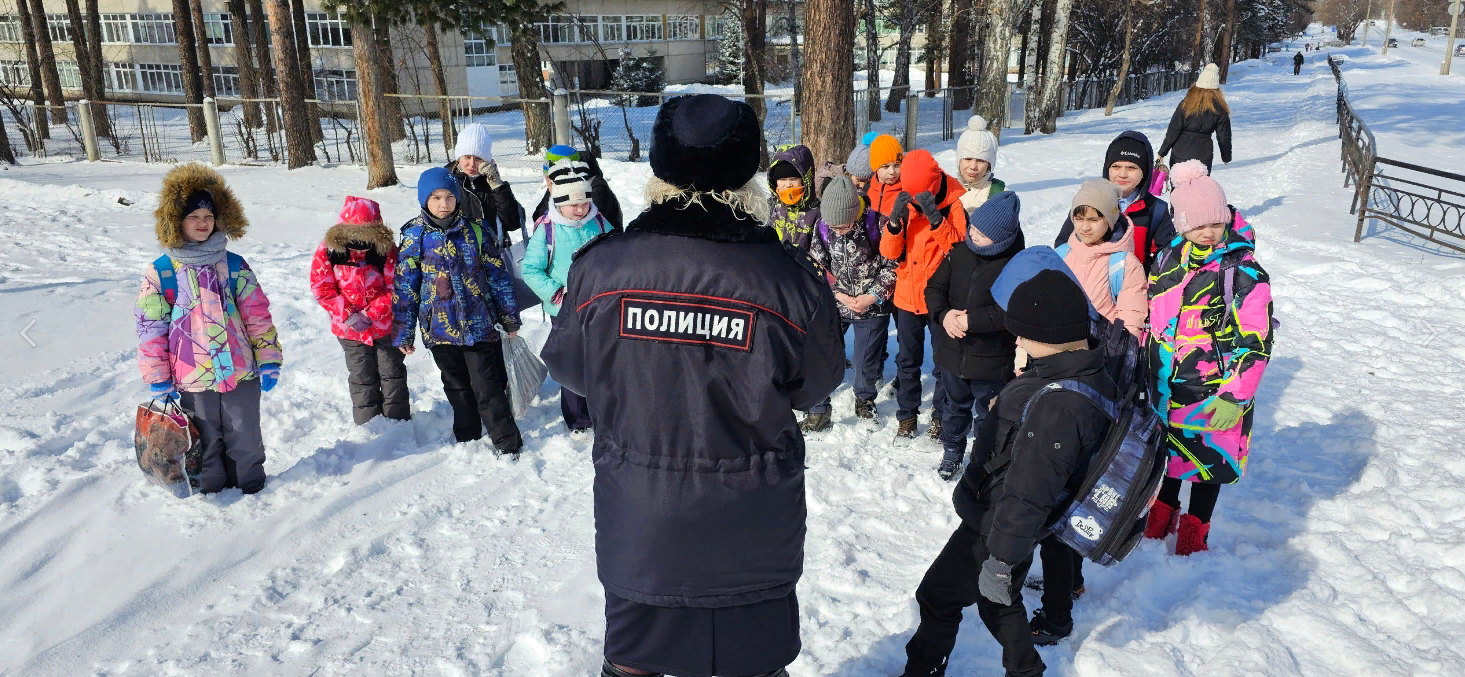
{"left": 1168, "top": 160, "right": 1230, "bottom": 233}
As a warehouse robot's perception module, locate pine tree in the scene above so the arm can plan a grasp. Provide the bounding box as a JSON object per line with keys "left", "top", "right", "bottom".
{"left": 610, "top": 50, "right": 666, "bottom": 107}
{"left": 715, "top": 16, "right": 746, "bottom": 84}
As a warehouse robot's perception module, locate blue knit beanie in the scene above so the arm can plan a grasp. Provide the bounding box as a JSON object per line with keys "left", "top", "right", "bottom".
{"left": 417, "top": 167, "right": 461, "bottom": 208}
{"left": 966, "top": 191, "right": 1022, "bottom": 255}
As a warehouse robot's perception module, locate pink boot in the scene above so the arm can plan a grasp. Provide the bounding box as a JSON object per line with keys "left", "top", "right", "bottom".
{"left": 1174, "top": 514, "right": 1211, "bottom": 556}
{"left": 1144, "top": 502, "right": 1180, "bottom": 540}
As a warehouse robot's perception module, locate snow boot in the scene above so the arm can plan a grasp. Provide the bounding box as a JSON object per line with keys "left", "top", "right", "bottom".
{"left": 601, "top": 661, "right": 663, "bottom": 677}
{"left": 854, "top": 398, "right": 878, "bottom": 420}
{"left": 1145, "top": 501, "right": 1180, "bottom": 539}
{"left": 926, "top": 416, "right": 943, "bottom": 441}
{"left": 1029, "top": 608, "right": 1073, "bottom": 646}
{"left": 894, "top": 416, "right": 918, "bottom": 445}
{"left": 1071, "top": 585, "right": 1086, "bottom": 601}
{"left": 800, "top": 412, "right": 833, "bottom": 433}
{"left": 937, "top": 442, "right": 963, "bottom": 481}
{"left": 570, "top": 428, "right": 592, "bottom": 443}
{"left": 1174, "top": 514, "right": 1211, "bottom": 556}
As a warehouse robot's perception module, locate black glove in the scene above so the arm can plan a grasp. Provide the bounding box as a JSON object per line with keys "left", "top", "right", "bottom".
{"left": 887, "top": 191, "right": 914, "bottom": 235}
{"left": 913, "top": 191, "right": 943, "bottom": 228}
{"left": 978, "top": 556, "right": 1016, "bottom": 605}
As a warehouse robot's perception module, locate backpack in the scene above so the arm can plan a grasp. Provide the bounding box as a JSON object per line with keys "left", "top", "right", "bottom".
{"left": 994, "top": 379, "right": 1168, "bottom": 566}
{"left": 816, "top": 202, "right": 883, "bottom": 249}
{"left": 153, "top": 253, "right": 245, "bottom": 316}
{"left": 1055, "top": 243, "right": 1126, "bottom": 303}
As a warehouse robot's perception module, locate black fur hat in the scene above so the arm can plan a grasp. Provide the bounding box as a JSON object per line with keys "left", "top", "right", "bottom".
{"left": 649, "top": 94, "right": 761, "bottom": 193}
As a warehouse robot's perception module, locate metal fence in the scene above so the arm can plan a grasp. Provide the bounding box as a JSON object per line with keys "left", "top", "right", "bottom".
{"left": 1329, "top": 55, "right": 1465, "bottom": 252}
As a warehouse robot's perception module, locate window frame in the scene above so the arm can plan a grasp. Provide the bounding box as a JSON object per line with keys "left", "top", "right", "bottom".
{"left": 666, "top": 15, "right": 700, "bottom": 41}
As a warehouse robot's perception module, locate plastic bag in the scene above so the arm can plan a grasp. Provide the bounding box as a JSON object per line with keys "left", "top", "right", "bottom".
{"left": 133, "top": 399, "right": 202, "bottom": 498}
{"left": 1149, "top": 162, "right": 1170, "bottom": 196}
{"left": 501, "top": 330, "right": 548, "bottom": 419}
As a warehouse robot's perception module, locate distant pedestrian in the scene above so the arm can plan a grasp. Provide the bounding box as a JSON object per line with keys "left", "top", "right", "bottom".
{"left": 1293, "top": 51, "right": 1304, "bottom": 75}
{"left": 1158, "top": 63, "right": 1232, "bottom": 173}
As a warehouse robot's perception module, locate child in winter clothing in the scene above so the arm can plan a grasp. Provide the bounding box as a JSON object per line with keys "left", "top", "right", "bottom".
{"left": 1053, "top": 131, "right": 1177, "bottom": 269}
{"left": 393, "top": 167, "right": 525, "bottom": 453}
{"left": 1145, "top": 160, "right": 1273, "bottom": 556}
{"left": 768, "top": 144, "right": 822, "bottom": 250}
{"left": 1058, "top": 180, "right": 1148, "bottom": 337}
{"left": 902, "top": 269, "right": 1115, "bottom": 677}
{"left": 521, "top": 161, "right": 615, "bottom": 433}
{"left": 310, "top": 196, "right": 409, "bottom": 425}
{"left": 448, "top": 123, "right": 526, "bottom": 249}
{"left": 135, "top": 164, "right": 283, "bottom": 495}
{"left": 956, "top": 116, "right": 1006, "bottom": 212}
{"left": 924, "top": 192, "right": 1024, "bottom": 480}
{"left": 866, "top": 134, "right": 905, "bottom": 216}
{"left": 801, "top": 176, "right": 897, "bottom": 431}
{"left": 882, "top": 149, "right": 970, "bottom": 442}
{"left": 532, "top": 145, "right": 624, "bottom": 230}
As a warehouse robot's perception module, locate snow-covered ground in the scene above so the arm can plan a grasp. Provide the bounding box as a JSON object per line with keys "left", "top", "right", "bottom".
{"left": 3, "top": 42, "right": 1465, "bottom": 677}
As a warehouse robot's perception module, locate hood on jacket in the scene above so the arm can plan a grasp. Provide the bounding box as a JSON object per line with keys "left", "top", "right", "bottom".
{"left": 900, "top": 149, "right": 964, "bottom": 209}
{"left": 768, "top": 144, "right": 817, "bottom": 209}
{"left": 154, "top": 163, "right": 248, "bottom": 249}
{"left": 1103, "top": 131, "right": 1155, "bottom": 199}
{"left": 324, "top": 222, "right": 396, "bottom": 256}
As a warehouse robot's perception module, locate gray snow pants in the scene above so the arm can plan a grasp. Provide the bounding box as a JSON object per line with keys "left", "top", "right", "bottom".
{"left": 339, "top": 337, "right": 410, "bottom": 425}
{"left": 180, "top": 377, "right": 266, "bottom": 494}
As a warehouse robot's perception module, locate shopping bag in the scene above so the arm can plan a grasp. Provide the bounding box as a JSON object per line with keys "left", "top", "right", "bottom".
{"left": 500, "top": 330, "right": 549, "bottom": 419}
{"left": 133, "top": 399, "right": 202, "bottom": 498}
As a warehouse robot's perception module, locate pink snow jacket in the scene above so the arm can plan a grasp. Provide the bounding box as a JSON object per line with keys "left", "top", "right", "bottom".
{"left": 135, "top": 256, "right": 283, "bottom": 393}
{"left": 309, "top": 221, "right": 399, "bottom": 343}
{"left": 1061, "top": 216, "right": 1148, "bottom": 338}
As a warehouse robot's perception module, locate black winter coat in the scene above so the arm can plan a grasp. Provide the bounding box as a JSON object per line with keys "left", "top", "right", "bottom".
{"left": 1158, "top": 105, "right": 1232, "bottom": 170}
{"left": 447, "top": 164, "right": 525, "bottom": 248}
{"left": 953, "top": 348, "right": 1117, "bottom": 564}
{"left": 924, "top": 233, "right": 1024, "bottom": 382}
{"left": 531, "top": 156, "right": 625, "bottom": 230}
{"left": 541, "top": 198, "right": 844, "bottom": 608}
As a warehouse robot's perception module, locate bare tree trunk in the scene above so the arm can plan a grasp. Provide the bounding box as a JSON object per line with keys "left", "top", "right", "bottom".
{"left": 787, "top": 0, "right": 801, "bottom": 110}
{"left": 1036, "top": 0, "right": 1074, "bottom": 133}
{"left": 0, "top": 115, "right": 16, "bottom": 163}
{"left": 248, "top": 0, "right": 278, "bottom": 135}
{"left": 509, "top": 22, "right": 551, "bottom": 154}
{"left": 1104, "top": 0, "right": 1134, "bottom": 116}
{"left": 884, "top": 4, "right": 915, "bottom": 113}
{"left": 947, "top": 0, "right": 975, "bottom": 110}
{"left": 374, "top": 24, "right": 406, "bottom": 142}
{"left": 15, "top": 0, "right": 48, "bottom": 136}
{"left": 352, "top": 18, "right": 398, "bottom": 188}
{"left": 1190, "top": 0, "right": 1207, "bottom": 72}
{"left": 803, "top": 0, "right": 853, "bottom": 164}
{"left": 190, "top": 0, "right": 216, "bottom": 98}
{"left": 27, "top": 0, "right": 68, "bottom": 124}
{"left": 289, "top": 0, "right": 323, "bottom": 142}
{"left": 423, "top": 24, "right": 455, "bottom": 155}
{"left": 977, "top": 0, "right": 1018, "bottom": 137}
{"left": 264, "top": 0, "right": 314, "bottom": 167}
{"left": 923, "top": 0, "right": 945, "bottom": 97}
{"left": 740, "top": 0, "right": 770, "bottom": 169}
{"left": 863, "top": 0, "right": 882, "bottom": 122}
{"left": 170, "top": 0, "right": 208, "bottom": 141}
{"left": 227, "top": 0, "right": 263, "bottom": 128}
{"left": 1218, "top": 0, "right": 1237, "bottom": 82}
{"left": 63, "top": 0, "right": 109, "bottom": 136}
{"left": 1022, "top": 0, "right": 1042, "bottom": 132}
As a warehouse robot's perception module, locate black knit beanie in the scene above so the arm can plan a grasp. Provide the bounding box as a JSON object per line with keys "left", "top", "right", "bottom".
{"left": 182, "top": 190, "right": 216, "bottom": 217}
{"left": 768, "top": 161, "right": 801, "bottom": 183}
{"left": 1104, "top": 133, "right": 1151, "bottom": 192}
{"left": 1004, "top": 269, "right": 1090, "bottom": 344}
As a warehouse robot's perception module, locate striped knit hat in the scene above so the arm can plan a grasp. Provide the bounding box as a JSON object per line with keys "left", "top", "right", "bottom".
{"left": 548, "top": 159, "right": 593, "bottom": 206}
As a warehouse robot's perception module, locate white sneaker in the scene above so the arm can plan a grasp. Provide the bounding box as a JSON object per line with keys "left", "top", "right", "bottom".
{"left": 570, "top": 428, "right": 592, "bottom": 443}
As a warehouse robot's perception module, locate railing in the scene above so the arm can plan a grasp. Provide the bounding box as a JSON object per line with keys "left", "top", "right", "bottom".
{"left": 1329, "top": 54, "right": 1465, "bottom": 252}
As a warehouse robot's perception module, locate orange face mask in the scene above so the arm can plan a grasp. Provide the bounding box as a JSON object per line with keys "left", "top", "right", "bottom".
{"left": 777, "top": 184, "right": 805, "bottom": 206}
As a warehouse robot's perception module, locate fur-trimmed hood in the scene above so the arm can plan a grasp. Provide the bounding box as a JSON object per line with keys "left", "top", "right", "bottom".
{"left": 154, "top": 163, "right": 248, "bottom": 248}
{"left": 323, "top": 221, "right": 395, "bottom": 255}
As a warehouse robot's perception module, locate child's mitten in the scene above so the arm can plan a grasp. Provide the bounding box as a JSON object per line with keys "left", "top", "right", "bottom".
{"left": 912, "top": 191, "right": 943, "bottom": 228}
{"left": 1199, "top": 397, "right": 1244, "bottom": 429}
{"left": 259, "top": 365, "right": 280, "bottom": 393}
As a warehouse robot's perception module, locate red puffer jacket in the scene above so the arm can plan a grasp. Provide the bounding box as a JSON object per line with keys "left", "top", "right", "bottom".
{"left": 310, "top": 202, "right": 399, "bottom": 343}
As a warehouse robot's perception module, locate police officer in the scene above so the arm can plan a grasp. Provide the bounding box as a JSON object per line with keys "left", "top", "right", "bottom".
{"left": 541, "top": 93, "right": 843, "bottom": 677}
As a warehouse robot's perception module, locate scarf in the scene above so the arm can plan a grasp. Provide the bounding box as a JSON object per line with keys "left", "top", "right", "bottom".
{"left": 162, "top": 230, "right": 229, "bottom": 267}
{"left": 424, "top": 208, "right": 460, "bottom": 230}
{"left": 966, "top": 228, "right": 1017, "bottom": 256}
{"left": 547, "top": 202, "right": 602, "bottom": 229}
{"left": 960, "top": 173, "right": 992, "bottom": 196}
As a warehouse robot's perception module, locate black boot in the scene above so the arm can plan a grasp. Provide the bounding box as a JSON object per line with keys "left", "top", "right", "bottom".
{"left": 601, "top": 661, "right": 663, "bottom": 677}
{"left": 799, "top": 412, "right": 833, "bottom": 433}
{"left": 1029, "top": 607, "right": 1073, "bottom": 646}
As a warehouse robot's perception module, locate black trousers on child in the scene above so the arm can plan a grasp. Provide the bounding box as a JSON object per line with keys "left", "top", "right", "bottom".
{"left": 429, "top": 341, "right": 523, "bottom": 451}
{"left": 180, "top": 377, "right": 266, "bottom": 494}
{"left": 904, "top": 523, "right": 1044, "bottom": 677}
{"left": 894, "top": 308, "right": 946, "bottom": 422}
{"left": 561, "top": 387, "right": 593, "bottom": 431}
{"left": 339, "top": 337, "right": 410, "bottom": 424}
{"left": 1037, "top": 535, "right": 1084, "bottom": 627}
{"left": 1158, "top": 477, "right": 1221, "bottom": 522}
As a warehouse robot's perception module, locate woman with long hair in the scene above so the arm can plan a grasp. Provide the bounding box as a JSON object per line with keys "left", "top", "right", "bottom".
{"left": 1158, "top": 63, "right": 1232, "bottom": 172}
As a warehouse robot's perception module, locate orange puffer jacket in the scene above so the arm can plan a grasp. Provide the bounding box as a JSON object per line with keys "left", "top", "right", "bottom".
{"left": 878, "top": 150, "right": 967, "bottom": 315}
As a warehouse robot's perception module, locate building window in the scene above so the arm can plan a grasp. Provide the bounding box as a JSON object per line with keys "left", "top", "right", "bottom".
{"left": 666, "top": 16, "right": 699, "bottom": 41}
{"left": 706, "top": 15, "right": 731, "bottom": 40}
{"left": 57, "top": 59, "right": 82, "bottom": 89}
{"left": 598, "top": 15, "right": 623, "bottom": 42}
{"left": 100, "top": 14, "right": 130, "bottom": 43}
{"left": 0, "top": 15, "right": 22, "bottom": 43}
{"left": 538, "top": 15, "right": 594, "bottom": 44}
{"left": 137, "top": 63, "right": 184, "bottom": 94}
{"left": 204, "top": 13, "right": 233, "bottom": 45}
{"left": 131, "top": 14, "right": 177, "bottom": 44}
{"left": 465, "top": 37, "right": 496, "bottom": 68}
{"left": 212, "top": 65, "right": 239, "bottom": 96}
{"left": 0, "top": 59, "right": 29, "bottom": 86}
{"left": 314, "top": 68, "right": 357, "bottom": 101}
{"left": 45, "top": 15, "right": 74, "bottom": 42}
{"left": 624, "top": 15, "right": 662, "bottom": 42}
{"left": 304, "top": 12, "right": 351, "bottom": 48}
{"left": 498, "top": 63, "right": 516, "bottom": 87}
{"left": 105, "top": 61, "right": 135, "bottom": 91}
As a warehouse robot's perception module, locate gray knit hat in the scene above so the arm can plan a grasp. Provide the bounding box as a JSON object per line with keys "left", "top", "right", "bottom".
{"left": 820, "top": 176, "right": 861, "bottom": 226}
{"left": 1071, "top": 179, "right": 1123, "bottom": 227}
{"left": 846, "top": 144, "right": 874, "bottom": 180}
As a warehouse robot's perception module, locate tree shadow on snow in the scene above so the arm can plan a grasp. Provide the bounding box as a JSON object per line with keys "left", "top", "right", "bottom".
{"left": 821, "top": 357, "right": 1377, "bottom": 676}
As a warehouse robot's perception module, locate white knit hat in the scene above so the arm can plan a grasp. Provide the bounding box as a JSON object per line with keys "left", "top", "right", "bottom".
{"left": 1196, "top": 63, "right": 1221, "bottom": 90}
{"left": 548, "top": 159, "right": 592, "bottom": 206}
{"left": 453, "top": 123, "right": 494, "bottom": 163}
{"left": 956, "top": 115, "right": 998, "bottom": 170}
